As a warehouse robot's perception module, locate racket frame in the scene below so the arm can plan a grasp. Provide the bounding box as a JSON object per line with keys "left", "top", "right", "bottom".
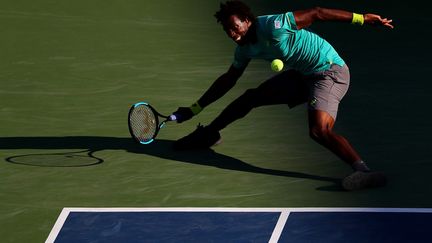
{"left": 128, "top": 102, "right": 170, "bottom": 145}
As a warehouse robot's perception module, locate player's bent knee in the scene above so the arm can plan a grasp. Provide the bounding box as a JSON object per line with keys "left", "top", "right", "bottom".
{"left": 309, "top": 126, "right": 329, "bottom": 143}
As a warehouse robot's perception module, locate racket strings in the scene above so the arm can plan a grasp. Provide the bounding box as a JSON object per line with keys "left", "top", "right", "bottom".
{"left": 129, "top": 105, "right": 158, "bottom": 143}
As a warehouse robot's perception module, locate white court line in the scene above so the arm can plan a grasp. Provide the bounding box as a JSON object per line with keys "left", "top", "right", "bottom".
{"left": 45, "top": 208, "right": 71, "bottom": 243}
{"left": 46, "top": 207, "right": 432, "bottom": 243}
{"left": 54, "top": 207, "right": 432, "bottom": 213}
{"left": 269, "top": 210, "right": 290, "bottom": 243}
{"left": 59, "top": 207, "right": 286, "bottom": 212}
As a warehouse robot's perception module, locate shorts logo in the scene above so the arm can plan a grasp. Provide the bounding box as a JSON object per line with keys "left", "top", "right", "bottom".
{"left": 310, "top": 97, "right": 317, "bottom": 107}
{"left": 274, "top": 20, "right": 281, "bottom": 29}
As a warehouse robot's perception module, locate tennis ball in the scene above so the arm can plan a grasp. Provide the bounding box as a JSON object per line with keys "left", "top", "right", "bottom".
{"left": 271, "top": 59, "right": 284, "bottom": 72}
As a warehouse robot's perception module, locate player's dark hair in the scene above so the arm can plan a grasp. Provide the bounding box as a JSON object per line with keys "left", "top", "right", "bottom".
{"left": 214, "top": 1, "right": 256, "bottom": 25}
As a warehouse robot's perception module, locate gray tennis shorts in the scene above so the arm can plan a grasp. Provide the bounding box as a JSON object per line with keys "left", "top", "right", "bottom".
{"left": 250, "top": 64, "right": 350, "bottom": 120}
{"left": 306, "top": 64, "right": 350, "bottom": 120}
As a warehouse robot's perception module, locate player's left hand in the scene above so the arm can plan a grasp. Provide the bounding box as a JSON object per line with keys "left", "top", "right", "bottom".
{"left": 364, "top": 14, "right": 394, "bottom": 29}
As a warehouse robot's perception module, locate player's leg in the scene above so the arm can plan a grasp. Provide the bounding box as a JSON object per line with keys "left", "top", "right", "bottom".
{"left": 207, "top": 69, "right": 307, "bottom": 131}
{"left": 308, "top": 111, "right": 386, "bottom": 190}
{"left": 307, "top": 64, "right": 386, "bottom": 190}
{"left": 308, "top": 110, "right": 361, "bottom": 164}
{"left": 173, "top": 70, "right": 307, "bottom": 150}
{"left": 306, "top": 64, "right": 360, "bottom": 164}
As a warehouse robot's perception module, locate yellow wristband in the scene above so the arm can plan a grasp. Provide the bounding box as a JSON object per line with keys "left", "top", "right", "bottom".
{"left": 190, "top": 102, "right": 203, "bottom": 115}
{"left": 352, "top": 13, "right": 364, "bottom": 25}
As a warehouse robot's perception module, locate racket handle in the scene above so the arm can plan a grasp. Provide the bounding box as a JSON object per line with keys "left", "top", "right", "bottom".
{"left": 169, "top": 114, "right": 177, "bottom": 121}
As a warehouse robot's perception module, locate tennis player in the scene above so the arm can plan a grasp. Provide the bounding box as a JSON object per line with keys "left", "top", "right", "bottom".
{"left": 171, "top": 1, "right": 393, "bottom": 190}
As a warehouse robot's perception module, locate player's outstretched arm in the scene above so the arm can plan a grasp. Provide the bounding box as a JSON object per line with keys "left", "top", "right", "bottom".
{"left": 198, "top": 64, "right": 245, "bottom": 108}
{"left": 293, "top": 7, "right": 393, "bottom": 29}
{"left": 172, "top": 64, "right": 245, "bottom": 123}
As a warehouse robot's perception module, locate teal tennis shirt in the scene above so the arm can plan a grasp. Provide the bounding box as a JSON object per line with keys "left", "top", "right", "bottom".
{"left": 233, "top": 12, "right": 345, "bottom": 74}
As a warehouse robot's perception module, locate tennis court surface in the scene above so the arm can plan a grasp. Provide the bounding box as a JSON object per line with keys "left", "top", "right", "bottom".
{"left": 47, "top": 207, "right": 432, "bottom": 243}
{"left": 2, "top": 0, "right": 431, "bottom": 242}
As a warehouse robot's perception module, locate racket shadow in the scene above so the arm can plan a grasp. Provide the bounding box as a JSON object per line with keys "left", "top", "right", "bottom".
{"left": 0, "top": 136, "right": 341, "bottom": 189}
{"left": 5, "top": 149, "right": 103, "bottom": 167}
{"left": 1, "top": 136, "right": 111, "bottom": 168}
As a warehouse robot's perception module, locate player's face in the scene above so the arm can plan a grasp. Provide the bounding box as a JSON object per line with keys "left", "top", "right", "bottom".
{"left": 223, "top": 15, "right": 251, "bottom": 45}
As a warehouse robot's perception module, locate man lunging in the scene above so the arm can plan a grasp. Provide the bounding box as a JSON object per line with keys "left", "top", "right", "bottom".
{"left": 171, "top": 1, "right": 393, "bottom": 190}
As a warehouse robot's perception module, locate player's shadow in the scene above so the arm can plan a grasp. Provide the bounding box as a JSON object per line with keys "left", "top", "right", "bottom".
{"left": 129, "top": 139, "right": 341, "bottom": 186}
{"left": 0, "top": 136, "right": 342, "bottom": 190}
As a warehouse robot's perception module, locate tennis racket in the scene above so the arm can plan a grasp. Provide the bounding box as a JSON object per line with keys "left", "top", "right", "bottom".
{"left": 128, "top": 102, "right": 176, "bottom": 144}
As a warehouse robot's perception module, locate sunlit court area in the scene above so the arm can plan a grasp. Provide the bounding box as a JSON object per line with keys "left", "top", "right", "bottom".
{"left": 1, "top": 0, "right": 430, "bottom": 242}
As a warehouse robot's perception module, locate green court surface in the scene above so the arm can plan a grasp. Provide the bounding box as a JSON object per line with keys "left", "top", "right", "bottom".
{"left": 0, "top": 0, "right": 430, "bottom": 242}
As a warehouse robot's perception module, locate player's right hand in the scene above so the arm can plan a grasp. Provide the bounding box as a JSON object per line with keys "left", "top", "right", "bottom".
{"left": 172, "top": 107, "right": 194, "bottom": 123}
{"left": 364, "top": 13, "right": 394, "bottom": 29}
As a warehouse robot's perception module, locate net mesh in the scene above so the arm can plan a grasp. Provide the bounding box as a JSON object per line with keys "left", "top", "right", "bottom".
{"left": 129, "top": 105, "right": 158, "bottom": 143}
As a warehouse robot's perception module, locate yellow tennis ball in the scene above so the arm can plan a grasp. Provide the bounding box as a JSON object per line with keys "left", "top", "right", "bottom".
{"left": 271, "top": 59, "right": 284, "bottom": 72}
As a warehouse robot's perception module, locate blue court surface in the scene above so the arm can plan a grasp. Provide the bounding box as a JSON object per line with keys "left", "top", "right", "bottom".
{"left": 46, "top": 208, "right": 432, "bottom": 243}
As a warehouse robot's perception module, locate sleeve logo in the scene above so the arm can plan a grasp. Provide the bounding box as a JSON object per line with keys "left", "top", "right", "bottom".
{"left": 274, "top": 20, "right": 281, "bottom": 29}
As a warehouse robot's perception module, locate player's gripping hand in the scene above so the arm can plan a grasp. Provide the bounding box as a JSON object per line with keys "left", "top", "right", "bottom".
{"left": 172, "top": 107, "right": 194, "bottom": 123}
{"left": 172, "top": 102, "right": 203, "bottom": 123}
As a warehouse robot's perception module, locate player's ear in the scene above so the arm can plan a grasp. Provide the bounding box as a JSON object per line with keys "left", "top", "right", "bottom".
{"left": 244, "top": 18, "right": 251, "bottom": 27}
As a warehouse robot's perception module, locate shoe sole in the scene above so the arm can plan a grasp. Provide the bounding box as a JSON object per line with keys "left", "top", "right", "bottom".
{"left": 342, "top": 171, "right": 387, "bottom": 191}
